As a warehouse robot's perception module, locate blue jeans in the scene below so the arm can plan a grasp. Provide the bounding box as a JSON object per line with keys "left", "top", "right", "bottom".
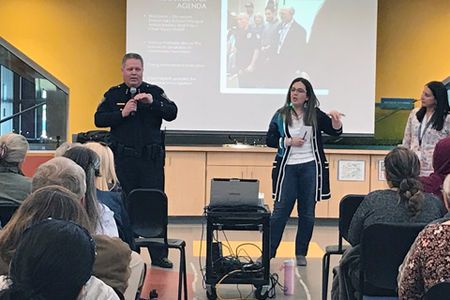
{"left": 270, "top": 160, "right": 317, "bottom": 258}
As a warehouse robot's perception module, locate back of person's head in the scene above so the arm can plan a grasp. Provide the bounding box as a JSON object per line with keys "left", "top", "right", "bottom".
{"left": 432, "top": 137, "right": 450, "bottom": 176}
{"left": 443, "top": 174, "right": 450, "bottom": 202}
{"left": 54, "top": 141, "right": 81, "bottom": 157}
{"left": 62, "top": 146, "right": 101, "bottom": 231}
{"left": 0, "top": 185, "right": 92, "bottom": 274}
{"left": 0, "top": 133, "right": 29, "bottom": 167}
{"left": 84, "top": 142, "right": 119, "bottom": 191}
{"left": 0, "top": 218, "right": 95, "bottom": 300}
{"left": 32, "top": 157, "right": 86, "bottom": 199}
{"left": 384, "top": 147, "right": 424, "bottom": 217}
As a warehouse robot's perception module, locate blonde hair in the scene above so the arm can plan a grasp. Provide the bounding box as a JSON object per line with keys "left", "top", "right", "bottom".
{"left": 84, "top": 142, "right": 119, "bottom": 191}
{"left": 0, "top": 133, "right": 29, "bottom": 164}
{"left": 443, "top": 174, "right": 450, "bottom": 200}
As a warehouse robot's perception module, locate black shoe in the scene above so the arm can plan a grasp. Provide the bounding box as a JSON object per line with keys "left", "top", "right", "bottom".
{"left": 152, "top": 257, "right": 173, "bottom": 269}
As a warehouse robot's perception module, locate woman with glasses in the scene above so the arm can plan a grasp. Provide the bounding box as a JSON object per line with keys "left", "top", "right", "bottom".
{"left": 266, "top": 77, "right": 343, "bottom": 266}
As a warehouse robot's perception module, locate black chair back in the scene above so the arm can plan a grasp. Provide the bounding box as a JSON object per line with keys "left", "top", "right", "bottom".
{"left": 339, "top": 194, "right": 365, "bottom": 243}
{"left": 0, "top": 202, "right": 20, "bottom": 227}
{"left": 425, "top": 281, "right": 450, "bottom": 300}
{"left": 360, "top": 222, "right": 426, "bottom": 297}
{"left": 126, "top": 189, "right": 188, "bottom": 300}
{"left": 322, "top": 194, "right": 364, "bottom": 300}
{"left": 127, "top": 189, "right": 167, "bottom": 240}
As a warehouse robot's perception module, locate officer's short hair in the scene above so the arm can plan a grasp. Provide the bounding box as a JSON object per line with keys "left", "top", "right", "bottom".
{"left": 122, "top": 53, "right": 144, "bottom": 67}
{"left": 32, "top": 157, "right": 87, "bottom": 200}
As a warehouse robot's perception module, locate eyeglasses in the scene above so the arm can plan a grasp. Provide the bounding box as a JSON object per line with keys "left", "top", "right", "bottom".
{"left": 290, "top": 88, "right": 306, "bottom": 94}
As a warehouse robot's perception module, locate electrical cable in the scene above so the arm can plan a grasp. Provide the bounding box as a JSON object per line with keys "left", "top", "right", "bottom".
{"left": 221, "top": 230, "right": 235, "bottom": 257}
{"left": 216, "top": 270, "right": 259, "bottom": 300}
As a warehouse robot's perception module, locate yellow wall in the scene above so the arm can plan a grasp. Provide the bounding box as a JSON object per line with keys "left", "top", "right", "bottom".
{"left": 0, "top": 0, "right": 449, "bottom": 136}
{"left": 376, "top": 0, "right": 450, "bottom": 102}
{"left": 0, "top": 0, "right": 126, "bottom": 135}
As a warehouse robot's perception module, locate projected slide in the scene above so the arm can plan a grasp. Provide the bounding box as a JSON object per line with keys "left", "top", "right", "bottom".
{"left": 127, "top": 0, "right": 377, "bottom": 134}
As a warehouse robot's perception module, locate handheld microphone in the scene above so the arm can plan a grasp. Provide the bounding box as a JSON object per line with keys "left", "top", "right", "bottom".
{"left": 129, "top": 87, "right": 137, "bottom": 117}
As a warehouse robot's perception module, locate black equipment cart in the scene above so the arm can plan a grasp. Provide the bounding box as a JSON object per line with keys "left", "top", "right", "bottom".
{"left": 204, "top": 205, "right": 271, "bottom": 300}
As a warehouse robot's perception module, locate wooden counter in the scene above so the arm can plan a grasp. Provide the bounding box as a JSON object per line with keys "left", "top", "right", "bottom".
{"left": 163, "top": 146, "right": 390, "bottom": 217}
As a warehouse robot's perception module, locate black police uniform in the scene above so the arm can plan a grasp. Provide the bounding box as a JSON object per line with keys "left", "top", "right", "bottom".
{"left": 95, "top": 82, "right": 177, "bottom": 264}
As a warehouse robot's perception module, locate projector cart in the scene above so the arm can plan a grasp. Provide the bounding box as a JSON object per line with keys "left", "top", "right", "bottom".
{"left": 204, "top": 205, "right": 271, "bottom": 300}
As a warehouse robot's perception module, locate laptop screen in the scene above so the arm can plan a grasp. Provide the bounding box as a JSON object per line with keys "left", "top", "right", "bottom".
{"left": 209, "top": 178, "right": 260, "bottom": 207}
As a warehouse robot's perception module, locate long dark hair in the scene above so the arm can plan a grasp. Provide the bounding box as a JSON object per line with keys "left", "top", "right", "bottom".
{"left": 0, "top": 185, "right": 93, "bottom": 271}
{"left": 63, "top": 146, "right": 101, "bottom": 232}
{"left": 0, "top": 219, "right": 95, "bottom": 300}
{"left": 384, "top": 147, "right": 424, "bottom": 217}
{"left": 415, "top": 81, "right": 449, "bottom": 131}
{"left": 277, "top": 77, "right": 318, "bottom": 127}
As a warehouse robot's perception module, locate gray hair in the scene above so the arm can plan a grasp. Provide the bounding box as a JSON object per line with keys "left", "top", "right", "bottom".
{"left": 54, "top": 142, "right": 81, "bottom": 157}
{"left": 32, "top": 157, "right": 87, "bottom": 200}
{"left": 122, "top": 53, "right": 143, "bottom": 67}
{"left": 0, "top": 133, "right": 29, "bottom": 164}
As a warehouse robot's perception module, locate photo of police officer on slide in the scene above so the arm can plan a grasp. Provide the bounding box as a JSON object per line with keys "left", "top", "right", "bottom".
{"left": 95, "top": 53, "right": 178, "bottom": 268}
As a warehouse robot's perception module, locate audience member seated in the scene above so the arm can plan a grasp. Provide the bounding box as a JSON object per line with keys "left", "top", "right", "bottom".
{"left": 420, "top": 137, "right": 450, "bottom": 209}
{"left": 443, "top": 175, "right": 450, "bottom": 218}
{"left": 332, "top": 147, "right": 446, "bottom": 300}
{"left": 83, "top": 142, "right": 144, "bottom": 300}
{"left": 84, "top": 142, "right": 121, "bottom": 192}
{"left": 348, "top": 147, "right": 446, "bottom": 246}
{"left": 63, "top": 146, "right": 119, "bottom": 237}
{"left": 0, "top": 185, "right": 93, "bottom": 274}
{"left": 0, "top": 218, "right": 119, "bottom": 300}
{"left": 84, "top": 142, "right": 134, "bottom": 247}
{"left": 398, "top": 197, "right": 450, "bottom": 299}
{"left": 54, "top": 141, "right": 81, "bottom": 157}
{"left": 0, "top": 133, "right": 31, "bottom": 205}
{"left": 30, "top": 159, "right": 132, "bottom": 296}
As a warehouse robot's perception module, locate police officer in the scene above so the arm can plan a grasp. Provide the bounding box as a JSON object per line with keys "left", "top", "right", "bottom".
{"left": 95, "top": 53, "right": 177, "bottom": 268}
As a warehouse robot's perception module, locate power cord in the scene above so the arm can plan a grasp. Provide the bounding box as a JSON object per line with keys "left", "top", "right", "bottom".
{"left": 267, "top": 273, "right": 284, "bottom": 298}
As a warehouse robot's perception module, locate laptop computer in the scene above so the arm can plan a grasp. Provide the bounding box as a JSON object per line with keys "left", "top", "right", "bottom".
{"left": 209, "top": 178, "right": 261, "bottom": 207}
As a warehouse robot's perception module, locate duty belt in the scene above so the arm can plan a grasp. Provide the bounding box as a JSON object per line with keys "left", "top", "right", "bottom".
{"left": 115, "top": 143, "right": 163, "bottom": 161}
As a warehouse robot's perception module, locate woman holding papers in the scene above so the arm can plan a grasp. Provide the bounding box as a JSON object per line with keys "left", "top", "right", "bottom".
{"left": 266, "top": 77, "right": 343, "bottom": 266}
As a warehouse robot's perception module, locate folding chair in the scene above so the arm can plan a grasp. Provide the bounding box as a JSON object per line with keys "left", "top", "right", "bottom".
{"left": 359, "top": 222, "right": 426, "bottom": 300}
{"left": 425, "top": 281, "right": 450, "bottom": 300}
{"left": 322, "top": 194, "right": 365, "bottom": 300}
{"left": 127, "top": 189, "right": 187, "bottom": 300}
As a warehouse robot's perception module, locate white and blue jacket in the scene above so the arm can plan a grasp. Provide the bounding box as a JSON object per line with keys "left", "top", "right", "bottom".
{"left": 266, "top": 108, "right": 343, "bottom": 202}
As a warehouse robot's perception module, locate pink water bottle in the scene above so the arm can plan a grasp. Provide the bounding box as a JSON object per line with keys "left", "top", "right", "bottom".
{"left": 281, "top": 258, "right": 295, "bottom": 295}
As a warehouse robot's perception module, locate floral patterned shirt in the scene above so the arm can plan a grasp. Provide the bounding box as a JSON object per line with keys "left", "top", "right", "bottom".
{"left": 398, "top": 222, "right": 450, "bottom": 299}
{"left": 402, "top": 108, "right": 450, "bottom": 176}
